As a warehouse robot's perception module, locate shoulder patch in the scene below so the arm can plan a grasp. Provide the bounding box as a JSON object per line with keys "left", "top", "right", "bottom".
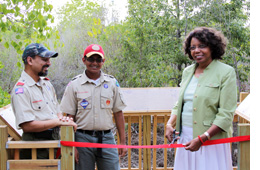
{"left": 15, "top": 88, "right": 24, "bottom": 94}
{"left": 16, "top": 82, "right": 25, "bottom": 86}
{"left": 116, "top": 80, "right": 120, "bottom": 87}
{"left": 44, "top": 77, "right": 50, "bottom": 80}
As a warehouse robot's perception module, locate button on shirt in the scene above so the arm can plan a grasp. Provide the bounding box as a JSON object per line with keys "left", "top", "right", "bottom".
{"left": 11, "top": 71, "right": 60, "bottom": 129}
{"left": 60, "top": 71, "right": 126, "bottom": 130}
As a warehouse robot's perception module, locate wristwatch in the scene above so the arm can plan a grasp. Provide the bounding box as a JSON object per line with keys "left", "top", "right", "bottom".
{"left": 204, "top": 132, "right": 211, "bottom": 140}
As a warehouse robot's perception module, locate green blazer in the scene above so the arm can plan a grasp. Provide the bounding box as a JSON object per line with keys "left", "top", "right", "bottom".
{"left": 172, "top": 60, "right": 237, "bottom": 139}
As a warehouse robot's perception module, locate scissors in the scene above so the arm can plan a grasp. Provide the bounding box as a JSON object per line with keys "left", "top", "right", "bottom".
{"left": 170, "top": 129, "right": 179, "bottom": 144}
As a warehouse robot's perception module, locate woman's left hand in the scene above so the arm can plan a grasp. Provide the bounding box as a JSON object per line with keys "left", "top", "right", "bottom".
{"left": 184, "top": 137, "right": 202, "bottom": 152}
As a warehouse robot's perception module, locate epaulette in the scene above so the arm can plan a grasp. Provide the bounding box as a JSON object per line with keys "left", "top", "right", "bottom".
{"left": 16, "top": 82, "right": 25, "bottom": 86}
{"left": 72, "top": 74, "right": 82, "bottom": 81}
{"left": 104, "top": 74, "right": 115, "bottom": 79}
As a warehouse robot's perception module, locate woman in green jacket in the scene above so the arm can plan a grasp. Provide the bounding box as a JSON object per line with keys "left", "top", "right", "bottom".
{"left": 165, "top": 27, "right": 237, "bottom": 170}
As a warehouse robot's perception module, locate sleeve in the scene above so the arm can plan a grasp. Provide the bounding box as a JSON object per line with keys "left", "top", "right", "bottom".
{"left": 11, "top": 87, "right": 35, "bottom": 129}
{"left": 60, "top": 82, "right": 78, "bottom": 115}
{"left": 213, "top": 68, "right": 237, "bottom": 132}
{"left": 112, "top": 79, "right": 127, "bottom": 113}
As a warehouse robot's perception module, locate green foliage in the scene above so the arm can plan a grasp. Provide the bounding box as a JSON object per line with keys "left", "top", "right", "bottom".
{"left": 0, "top": 86, "right": 10, "bottom": 108}
{"left": 0, "top": 0, "right": 57, "bottom": 52}
{"left": 0, "top": 62, "right": 10, "bottom": 108}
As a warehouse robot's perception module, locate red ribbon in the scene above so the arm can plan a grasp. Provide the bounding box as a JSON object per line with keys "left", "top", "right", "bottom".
{"left": 60, "top": 135, "right": 250, "bottom": 149}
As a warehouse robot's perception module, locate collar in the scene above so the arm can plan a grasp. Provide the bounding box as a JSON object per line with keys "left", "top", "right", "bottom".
{"left": 80, "top": 70, "right": 110, "bottom": 85}
{"left": 189, "top": 59, "right": 218, "bottom": 73}
{"left": 21, "top": 71, "right": 39, "bottom": 87}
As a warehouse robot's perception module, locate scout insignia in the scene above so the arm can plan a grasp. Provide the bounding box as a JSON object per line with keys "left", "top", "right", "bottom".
{"left": 106, "top": 100, "right": 110, "bottom": 105}
{"left": 80, "top": 99, "right": 89, "bottom": 109}
{"left": 16, "top": 82, "right": 24, "bottom": 86}
{"left": 116, "top": 80, "right": 120, "bottom": 87}
{"left": 15, "top": 88, "right": 24, "bottom": 94}
{"left": 104, "top": 84, "right": 108, "bottom": 89}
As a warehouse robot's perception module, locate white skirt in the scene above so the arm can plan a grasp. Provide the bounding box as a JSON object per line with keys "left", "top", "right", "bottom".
{"left": 174, "top": 126, "right": 233, "bottom": 170}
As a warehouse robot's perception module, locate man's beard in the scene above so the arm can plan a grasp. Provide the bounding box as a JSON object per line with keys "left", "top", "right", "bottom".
{"left": 38, "top": 65, "right": 49, "bottom": 76}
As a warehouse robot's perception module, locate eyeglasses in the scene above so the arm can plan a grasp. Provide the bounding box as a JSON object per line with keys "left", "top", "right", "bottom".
{"left": 189, "top": 44, "right": 207, "bottom": 51}
{"left": 86, "top": 57, "right": 103, "bottom": 63}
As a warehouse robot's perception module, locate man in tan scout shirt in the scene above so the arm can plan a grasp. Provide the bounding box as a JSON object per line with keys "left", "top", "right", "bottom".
{"left": 60, "top": 44, "right": 127, "bottom": 170}
{"left": 11, "top": 43, "right": 77, "bottom": 159}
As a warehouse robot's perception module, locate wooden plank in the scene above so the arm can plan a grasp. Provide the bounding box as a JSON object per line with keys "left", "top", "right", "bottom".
{"left": 7, "top": 160, "right": 60, "bottom": 170}
{"left": 239, "top": 92, "right": 249, "bottom": 103}
{"left": 0, "top": 115, "right": 21, "bottom": 141}
{"left": 143, "top": 115, "right": 151, "bottom": 170}
{"left": 238, "top": 124, "right": 250, "bottom": 170}
{"left": 164, "top": 115, "right": 167, "bottom": 170}
{"left": 138, "top": 116, "right": 142, "bottom": 170}
{"left": 0, "top": 125, "right": 8, "bottom": 170}
{"left": 14, "top": 149, "right": 19, "bottom": 160}
{"left": 49, "top": 148, "right": 54, "bottom": 159}
{"left": 61, "top": 126, "right": 74, "bottom": 170}
{"left": 128, "top": 116, "right": 132, "bottom": 170}
{"left": 153, "top": 115, "right": 158, "bottom": 170}
{"left": 32, "top": 149, "right": 37, "bottom": 160}
{"left": 6, "top": 140, "right": 60, "bottom": 149}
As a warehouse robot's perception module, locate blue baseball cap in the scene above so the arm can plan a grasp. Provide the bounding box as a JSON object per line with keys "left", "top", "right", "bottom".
{"left": 22, "top": 43, "right": 58, "bottom": 62}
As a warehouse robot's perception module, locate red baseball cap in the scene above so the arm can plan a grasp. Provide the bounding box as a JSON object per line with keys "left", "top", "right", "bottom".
{"left": 83, "top": 44, "right": 105, "bottom": 59}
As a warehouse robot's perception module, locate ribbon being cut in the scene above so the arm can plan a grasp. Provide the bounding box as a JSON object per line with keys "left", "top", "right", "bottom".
{"left": 60, "top": 135, "right": 250, "bottom": 149}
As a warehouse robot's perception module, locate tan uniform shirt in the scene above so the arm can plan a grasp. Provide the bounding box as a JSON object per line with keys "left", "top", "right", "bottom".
{"left": 60, "top": 71, "right": 126, "bottom": 130}
{"left": 11, "top": 71, "right": 60, "bottom": 129}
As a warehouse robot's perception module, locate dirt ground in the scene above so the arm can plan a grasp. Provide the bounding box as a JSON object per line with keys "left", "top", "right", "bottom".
{"left": 119, "top": 122, "right": 238, "bottom": 168}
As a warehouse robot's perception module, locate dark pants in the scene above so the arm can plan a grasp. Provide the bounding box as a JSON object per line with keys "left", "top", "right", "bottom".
{"left": 75, "top": 131, "right": 120, "bottom": 170}
{"left": 20, "top": 127, "right": 60, "bottom": 159}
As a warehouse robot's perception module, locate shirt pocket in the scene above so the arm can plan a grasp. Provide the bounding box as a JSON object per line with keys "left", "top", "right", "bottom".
{"left": 202, "top": 83, "right": 220, "bottom": 99}
{"left": 101, "top": 88, "right": 113, "bottom": 109}
{"left": 31, "top": 98, "right": 46, "bottom": 111}
{"left": 203, "top": 119, "right": 214, "bottom": 127}
{"left": 77, "top": 93, "right": 92, "bottom": 110}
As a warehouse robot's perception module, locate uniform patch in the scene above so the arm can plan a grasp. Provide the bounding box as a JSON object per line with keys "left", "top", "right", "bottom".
{"left": 104, "top": 84, "right": 108, "bottom": 89}
{"left": 15, "top": 88, "right": 24, "bottom": 94}
{"left": 80, "top": 99, "right": 89, "bottom": 109}
{"left": 106, "top": 100, "right": 110, "bottom": 105}
{"left": 16, "top": 82, "right": 25, "bottom": 86}
{"left": 116, "top": 80, "right": 120, "bottom": 87}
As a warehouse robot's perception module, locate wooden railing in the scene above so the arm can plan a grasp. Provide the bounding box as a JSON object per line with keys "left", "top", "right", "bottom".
{"left": 0, "top": 126, "right": 74, "bottom": 170}
{"left": 0, "top": 92, "right": 250, "bottom": 170}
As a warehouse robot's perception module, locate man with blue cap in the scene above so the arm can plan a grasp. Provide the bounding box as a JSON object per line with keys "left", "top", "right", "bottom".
{"left": 11, "top": 43, "right": 77, "bottom": 159}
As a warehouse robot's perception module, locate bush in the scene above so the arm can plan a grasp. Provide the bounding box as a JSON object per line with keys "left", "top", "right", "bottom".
{"left": 0, "top": 86, "right": 10, "bottom": 108}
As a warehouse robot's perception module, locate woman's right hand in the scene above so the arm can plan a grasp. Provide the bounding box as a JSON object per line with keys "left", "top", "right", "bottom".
{"left": 165, "top": 125, "right": 175, "bottom": 143}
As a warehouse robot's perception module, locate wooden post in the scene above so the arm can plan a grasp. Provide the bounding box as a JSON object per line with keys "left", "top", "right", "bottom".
{"left": 237, "top": 123, "right": 250, "bottom": 170}
{"left": 61, "top": 126, "right": 75, "bottom": 170}
{"left": 143, "top": 115, "right": 151, "bottom": 170}
{"left": 239, "top": 92, "right": 249, "bottom": 103}
{"left": 0, "top": 125, "right": 8, "bottom": 170}
{"left": 128, "top": 116, "right": 132, "bottom": 170}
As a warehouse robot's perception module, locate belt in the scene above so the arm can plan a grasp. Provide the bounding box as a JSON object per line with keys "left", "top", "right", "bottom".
{"left": 77, "top": 129, "right": 111, "bottom": 136}
{"left": 77, "top": 129, "right": 111, "bottom": 158}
